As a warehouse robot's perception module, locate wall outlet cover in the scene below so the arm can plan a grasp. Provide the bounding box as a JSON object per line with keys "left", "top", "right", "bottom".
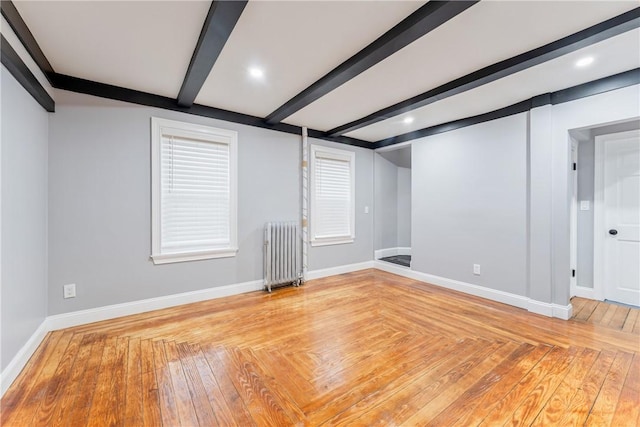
{"left": 63, "top": 284, "right": 76, "bottom": 299}
{"left": 473, "top": 264, "right": 481, "bottom": 275}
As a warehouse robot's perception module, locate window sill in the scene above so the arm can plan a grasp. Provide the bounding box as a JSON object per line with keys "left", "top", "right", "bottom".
{"left": 151, "top": 248, "right": 238, "bottom": 265}
{"left": 310, "top": 238, "right": 354, "bottom": 247}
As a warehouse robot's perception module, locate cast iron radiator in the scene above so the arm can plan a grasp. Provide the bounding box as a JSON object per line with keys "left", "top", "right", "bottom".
{"left": 264, "top": 221, "right": 302, "bottom": 292}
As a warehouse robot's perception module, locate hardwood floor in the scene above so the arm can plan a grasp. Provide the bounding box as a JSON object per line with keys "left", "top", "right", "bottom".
{"left": 571, "top": 297, "right": 640, "bottom": 333}
{"left": 2, "top": 269, "right": 639, "bottom": 426}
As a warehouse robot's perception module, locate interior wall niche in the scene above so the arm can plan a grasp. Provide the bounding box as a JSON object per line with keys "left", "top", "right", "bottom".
{"left": 374, "top": 146, "right": 411, "bottom": 259}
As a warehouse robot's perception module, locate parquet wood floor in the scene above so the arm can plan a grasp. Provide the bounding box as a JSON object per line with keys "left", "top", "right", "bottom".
{"left": 2, "top": 269, "right": 639, "bottom": 426}
{"left": 571, "top": 297, "right": 640, "bottom": 333}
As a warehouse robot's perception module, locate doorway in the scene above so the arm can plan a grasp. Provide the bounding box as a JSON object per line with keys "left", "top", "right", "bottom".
{"left": 594, "top": 129, "right": 640, "bottom": 307}
{"left": 570, "top": 120, "right": 640, "bottom": 308}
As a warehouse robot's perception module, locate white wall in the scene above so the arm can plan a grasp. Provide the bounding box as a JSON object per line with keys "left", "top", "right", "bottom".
{"left": 1, "top": 67, "right": 49, "bottom": 370}
{"left": 374, "top": 154, "right": 398, "bottom": 250}
{"left": 47, "top": 92, "right": 375, "bottom": 314}
{"left": 374, "top": 154, "right": 411, "bottom": 253}
{"left": 529, "top": 105, "right": 554, "bottom": 304}
{"left": 397, "top": 167, "right": 411, "bottom": 248}
{"left": 577, "top": 137, "right": 595, "bottom": 288}
{"left": 308, "top": 138, "right": 374, "bottom": 270}
{"left": 412, "top": 113, "right": 528, "bottom": 296}
{"left": 548, "top": 84, "right": 640, "bottom": 305}
{"left": 408, "top": 86, "right": 639, "bottom": 308}
{"left": 47, "top": 93, "right": 302, "bottom": 314}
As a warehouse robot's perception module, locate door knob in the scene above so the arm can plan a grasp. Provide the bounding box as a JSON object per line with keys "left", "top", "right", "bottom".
{"left": 609, "top": 229, "right": 618, "bottom": 235}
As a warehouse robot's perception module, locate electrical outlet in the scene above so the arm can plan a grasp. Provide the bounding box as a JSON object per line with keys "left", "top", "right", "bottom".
{"left": 63, "top": 283, "right": 76, "bottom": 299}
{"left": 364, "top": 206, "right": 369, "bottom": 214}
{"left": 473, "top": 264, "right": 481, "bottom": 275}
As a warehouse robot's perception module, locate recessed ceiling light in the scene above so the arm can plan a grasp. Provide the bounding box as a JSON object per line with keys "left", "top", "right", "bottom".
{"left": 248, "top": 67, "right": 264, "bottom": 79}
{"left": 403, "top": 117, "right": 414, "bottom": 124}
{"left": 575, "top": 57, "right": 594, "bottom": 68}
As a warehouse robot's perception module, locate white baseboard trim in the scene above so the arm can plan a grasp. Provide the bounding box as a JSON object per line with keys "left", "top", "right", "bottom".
{"left": 1, "top": 319, "right": 49, "bottom": 396}
{"left": 374, "top": 261, "right": 572, "bottom": 320}
{"left": 527, "top": 300, "right": 573, "bottom": 320}
{"left": 571, "top": 285, "right": 597, "bottom": 300}
{"left": 306, "top": 261, "right": 375, "bottom": 281}
{"left": 375, "top": 247, "right": 411, "bottom": 259}
{"left": 1, "top": 278, "right": 264, "bottom": 398}
{"left": 48, "top": 279, "right": 265, "bottom": 331}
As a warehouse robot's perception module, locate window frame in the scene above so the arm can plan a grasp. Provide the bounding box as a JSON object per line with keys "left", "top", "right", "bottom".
{"left": 309, "top": 144, "right": 356, "bottom": 247}
{"left": 150, "top": 117, "right": 238, "bottom": 264}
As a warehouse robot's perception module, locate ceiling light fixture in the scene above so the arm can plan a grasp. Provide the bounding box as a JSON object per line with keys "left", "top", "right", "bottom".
{"left": 248, "top": 67, "right": 264, "bottom": 79}
{"left": 403, "top": 117, "right": 414, "bottom": 124}
{"left": 575, "top": 56, "right": 594, "bottom": 68}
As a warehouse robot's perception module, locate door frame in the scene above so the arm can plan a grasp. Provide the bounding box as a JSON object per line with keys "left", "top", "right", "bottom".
{"left": 569, "top": 138, "right": 578, "bottom": 297}
{"left": 593, "top": 129, "right": 640, "bottom": 301}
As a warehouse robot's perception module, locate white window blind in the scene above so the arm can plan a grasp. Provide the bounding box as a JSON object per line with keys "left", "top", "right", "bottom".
{"left": 151, "top": 118, "right": 237, "bottom": 264}
{"left": 310, "top": 145, "right": 355, "bottom": 246}
{"left": 161, "top": 135, "right": 230, "bottom": 251}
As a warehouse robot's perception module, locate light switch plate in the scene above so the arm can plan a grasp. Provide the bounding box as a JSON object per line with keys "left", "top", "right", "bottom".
{"left": 580, "top": 200, "right": 590, "bottom": 211}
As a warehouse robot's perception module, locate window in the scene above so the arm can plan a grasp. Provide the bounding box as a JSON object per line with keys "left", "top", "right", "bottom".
{"left": 151, "top": 117, "right": 237, "bottom": 264}
{"left": 310, "top": 145, "right": 355, "bottom": 246}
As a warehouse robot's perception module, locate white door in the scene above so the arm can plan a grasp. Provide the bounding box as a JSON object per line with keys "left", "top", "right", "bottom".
{"left": 602, "top": 130, "right": 640, "bottom": 306}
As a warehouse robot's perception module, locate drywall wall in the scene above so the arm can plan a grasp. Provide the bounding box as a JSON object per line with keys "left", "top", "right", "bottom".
{"left": 374, "top": 152, "right": 411, "bottom": 253}
{"left": 379, "top": 146, "right": 411, "bottom": 169}
{"left": 48, "top": 92, "right": 301, "bottom": 314}
{"left": 374, "top": 154, "right": 398, "bottom": 251}
{"left": 549, "top": 84, "right": 640, "bottom": 305}
{"left": 397, "top": 167, "right": 411, "bottom": 248}
{"left": 48, "top": 92, "right": 375, "bottom": 314}
{"left": 1, "top": 67, "right": 49, "bottom": 370}
{"left": 412, "top": 113, "right": 528, "bottom": 296}
{"left": 577, "top": 138, "right": 595, "bottom": 288}
{"left": 408, "top": 86, "right": 639, "bottom": 307}
{"left": 529, "top": 105, "right": 553, "bottom": 304}
{"left": 308, "top": 138, "right": 374, "bottom": 270}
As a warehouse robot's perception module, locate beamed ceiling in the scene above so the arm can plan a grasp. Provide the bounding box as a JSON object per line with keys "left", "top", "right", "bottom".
{"left": 3, "top": 0, "right": 640, "bottom": 149}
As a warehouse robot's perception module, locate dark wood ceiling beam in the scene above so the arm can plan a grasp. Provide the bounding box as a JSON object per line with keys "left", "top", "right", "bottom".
{"left": 330, "top": 7, "right": 640, "bottom": 137}
{"left": 51, "top": 73, "right": 372, "bottom": 148}
{"left": 1, "top": 0, "right": 54, "bottom": 83}
{"left": 177, "top": 0, "right": 248, "bottom": 107}
{"left": 264, "top": 0, "right": 479, "bottom": 125}
{"left": 374, "top": 68, "right": 640, "bottom": 148}
{"left": 374, "top": 100, "right": 533, "bottom": 148}
{"left": 551, "top": 67, "right": 640, "bottom": 104}
{"left": 1, "top": 35, "right": 55, "bottom": 112}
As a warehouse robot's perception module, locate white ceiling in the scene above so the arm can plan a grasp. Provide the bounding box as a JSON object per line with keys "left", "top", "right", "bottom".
{"left": 14, "top": 1, "right": 210, "bottom": 98}
{"left": 347, "top": 28, "right": 640, "bottom": 142}
{"left": 194, "top": 1, "right": 423, "bottom": 117}
{"left": 11, "top": 0, "right": 640, "bottom": 145}
{"left": 285, "top": 0, "right": 640, "bottom": 132}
